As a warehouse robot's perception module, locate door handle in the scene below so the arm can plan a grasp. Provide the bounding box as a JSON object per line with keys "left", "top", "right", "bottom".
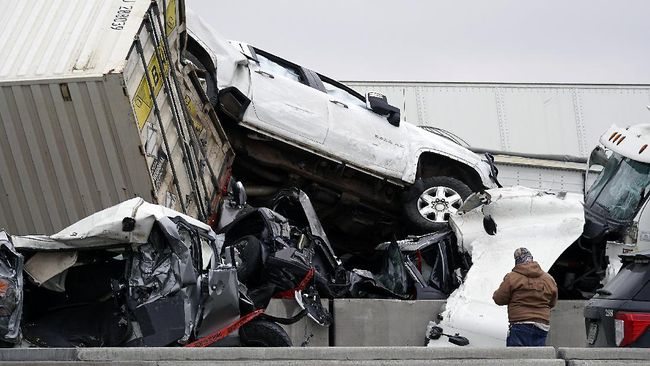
{"left": 329, "top": 100, "right": 348, "bottom": 108}
{"left": 254, "top": 70, "right": 275, "bottom": 79}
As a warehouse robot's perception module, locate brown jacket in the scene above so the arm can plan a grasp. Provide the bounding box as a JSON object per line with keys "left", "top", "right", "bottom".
{"left": 492, "top": 261, "right": 558, "bottom": 324}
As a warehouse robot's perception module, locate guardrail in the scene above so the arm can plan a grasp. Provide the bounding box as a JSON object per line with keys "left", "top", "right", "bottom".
{"left": 0, "top": 347, "right": 648, "bottom": 365}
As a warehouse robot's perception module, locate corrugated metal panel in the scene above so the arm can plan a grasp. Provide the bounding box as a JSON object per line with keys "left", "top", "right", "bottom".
{"left": 0, "top": 0, "right": 151, "bottom": 82}
{"left": 346, "top": 81, "right": 650, "bottom": 158}
{"left": 0, "top": 0, "right": 233, "bottom": 234}
{"left": 0, "top": 78, "right": 151, "bottom": 234}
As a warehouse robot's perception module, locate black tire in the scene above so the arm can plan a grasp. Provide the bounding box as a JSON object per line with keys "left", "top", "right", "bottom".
{"left": 231, "top": 235, "right": 264, "bottom": 286}
{"left": 403, "top": 176, "right": 472, "bottom": 233}
{"left": 182, "top": 51, "right": 219, "bottom": 108}
{"left": 239, "top": 319, "right": 292, "bottom": 347}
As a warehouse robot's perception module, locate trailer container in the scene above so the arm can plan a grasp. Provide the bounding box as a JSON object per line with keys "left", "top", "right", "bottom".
{"left": 0, "top": 0, "right": 233, "bottom": 234}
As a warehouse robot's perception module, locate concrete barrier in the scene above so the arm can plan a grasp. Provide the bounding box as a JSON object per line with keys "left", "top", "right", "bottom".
{"left": 327, "top": 299, "right": 585, "bottom": 347}
{"left": 3, "top": 346, "right": 649, "bottom": 365}
{"left": 547, "top": 301, "right": 586, "bottom": 347}
{"left": 265, "top": 299, "right": 330, "bottom": 346}
{"left": 332, "top": 299, "right": 445, "bottom": 346}
{"left": 558, "top": 347, "right": 650, "bottom": 365}
{"left": 0, "top": 347, "right": 563, "bottom": 365}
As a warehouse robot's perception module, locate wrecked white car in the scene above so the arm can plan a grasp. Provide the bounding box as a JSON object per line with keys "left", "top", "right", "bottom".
{"left": 426, "top": 186, "right": 585, "bottom": 347}
{"left": 183, "top": 11, "right": 499, "bottom": 244}
{"left": 0, "top": 198, "right": 292, "bottom": 347}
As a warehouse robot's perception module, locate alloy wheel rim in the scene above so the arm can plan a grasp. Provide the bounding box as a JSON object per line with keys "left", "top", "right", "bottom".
{"left": 417, "top": 186, "right": 463, "bottom": 223}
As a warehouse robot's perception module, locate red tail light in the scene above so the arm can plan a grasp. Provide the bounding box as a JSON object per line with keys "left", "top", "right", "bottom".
{"left": 614, "top": 312, "right": 650, "bottom": 346}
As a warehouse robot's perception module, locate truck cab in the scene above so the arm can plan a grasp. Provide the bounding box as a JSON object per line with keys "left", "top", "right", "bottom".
{"left": 583, "top": 124, "right": 650, "bottom": 250}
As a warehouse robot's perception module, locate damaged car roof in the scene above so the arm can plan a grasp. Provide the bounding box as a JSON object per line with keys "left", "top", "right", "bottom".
{"left": 13, "top": 197, "right": 214, "bottom": 251}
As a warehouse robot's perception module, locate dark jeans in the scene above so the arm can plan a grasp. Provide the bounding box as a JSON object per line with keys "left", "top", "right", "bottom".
{"left": 506, "top": 323, "right": 548, "bottom": 346}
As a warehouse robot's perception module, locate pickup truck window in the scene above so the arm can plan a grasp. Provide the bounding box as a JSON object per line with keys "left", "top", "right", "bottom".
{"left": 319, "top": 76, "right": 366, "bottom": 109}
{"left": 256, "top": 53, "right": 303, "bottom": 83}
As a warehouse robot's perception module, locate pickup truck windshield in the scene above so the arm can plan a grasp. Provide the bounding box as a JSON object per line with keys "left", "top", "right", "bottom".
{"left": 585, "top": 152, "right": 650, "bottom": 221}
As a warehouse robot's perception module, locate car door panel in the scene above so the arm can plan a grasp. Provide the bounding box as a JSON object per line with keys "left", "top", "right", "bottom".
{"left": 246, "top": 55, "right": 329, "bottom": 145}
{"left": 321, "top": 79, "right": 406, "bottom": 177}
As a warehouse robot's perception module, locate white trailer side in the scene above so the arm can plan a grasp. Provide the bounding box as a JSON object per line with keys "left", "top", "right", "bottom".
{"left": 346, "top": 81, "right": 646, "bottom": 192}
{"left": 346, "top": 81, "right": 650, "bottom": 158}
{"left": 0, "top": 0, "right": 233, "bottom": 234}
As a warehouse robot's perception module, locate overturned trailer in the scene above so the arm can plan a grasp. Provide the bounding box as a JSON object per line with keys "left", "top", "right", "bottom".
{"left": 0, "top": 0, "right": 233, "bottom": 235}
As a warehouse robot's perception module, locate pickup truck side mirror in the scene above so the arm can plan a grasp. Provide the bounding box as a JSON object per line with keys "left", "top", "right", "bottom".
{"left": 366, "top": 92, "right": 400, "bottom": 127}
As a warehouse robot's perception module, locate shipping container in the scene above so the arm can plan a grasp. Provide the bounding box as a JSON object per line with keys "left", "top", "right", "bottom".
{"left": 0, "top": 0, "right": 233, "bottom": 234}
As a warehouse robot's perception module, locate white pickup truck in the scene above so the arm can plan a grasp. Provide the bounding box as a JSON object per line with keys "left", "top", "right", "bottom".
{"left": 184, "top": 12, "right": 499, "bottom": 240}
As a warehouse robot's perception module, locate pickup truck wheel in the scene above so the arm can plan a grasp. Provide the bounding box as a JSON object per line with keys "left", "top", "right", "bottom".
{"left": 404, "top": 176, "right": 472, "bottom": 232}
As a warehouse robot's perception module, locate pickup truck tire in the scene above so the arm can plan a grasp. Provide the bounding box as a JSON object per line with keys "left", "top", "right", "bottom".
{"left": 239, "top": 319, "right": 292, "bottom": 347}
{"left": 403, "top": 176, "right": 472, "bottom": 232}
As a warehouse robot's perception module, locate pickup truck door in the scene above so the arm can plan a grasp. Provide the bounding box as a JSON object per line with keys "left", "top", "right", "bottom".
{"left": 246, "top": 51, "right": 329, "bottom": 145}
{"left": 320, "top": 77, "right": 406, "bottom": 177}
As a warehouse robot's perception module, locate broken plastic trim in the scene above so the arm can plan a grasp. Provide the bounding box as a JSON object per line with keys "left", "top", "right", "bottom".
{"left": 428, "top": 326, "right": 469, "bottom": 346}
{"left": 218, "top": 87, "right": 251, "bottom": 121}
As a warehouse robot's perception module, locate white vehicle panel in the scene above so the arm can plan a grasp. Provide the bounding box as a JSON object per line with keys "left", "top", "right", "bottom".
{"left": 13, "top": 197, "right": 214, "bottom": 252}
{"left": 185, "top": 8, "right": 250, "bottom": 92}
{"left": 325, "top": 101, "right": 407, "bottom": 176}
{"left": 427, "top": 187, "right": 584, "bottom": 347}
{"left": 248, "top": 63, "right": 329, "bottom": 144}
{"left": 600, "top": 124, "right": 650, "bottom": 163}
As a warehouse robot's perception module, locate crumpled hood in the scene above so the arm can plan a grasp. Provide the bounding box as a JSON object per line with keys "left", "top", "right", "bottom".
{"left": 13, "top": 198, "right": 215, "bottom": 250}
{"left": 512, "top": 261, "right": 544, "bottom": 278}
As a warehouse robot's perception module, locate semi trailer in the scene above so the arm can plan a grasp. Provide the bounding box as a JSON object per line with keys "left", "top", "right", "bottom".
{"left": 0, "top": 0, "right": 233, "bottom": 235}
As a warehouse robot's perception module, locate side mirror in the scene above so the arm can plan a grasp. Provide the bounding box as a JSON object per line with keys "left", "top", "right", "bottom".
{"left": 366, "top": 92, "right": 400, "bottom": 127}
{"left": 585, "top": 146, "right": 609, "bottom": 193}
{"left": 588, "top": 146, "right": 609, "bottom": 167}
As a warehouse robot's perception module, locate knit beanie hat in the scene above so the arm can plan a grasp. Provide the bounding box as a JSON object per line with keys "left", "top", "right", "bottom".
{"left": 514, "top": 247, "right": 533, "bottom": 265}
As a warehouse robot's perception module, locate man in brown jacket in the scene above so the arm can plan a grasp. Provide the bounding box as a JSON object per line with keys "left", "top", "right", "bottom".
{"left": 493, "top": 247, "right": 558, "bottom": 346}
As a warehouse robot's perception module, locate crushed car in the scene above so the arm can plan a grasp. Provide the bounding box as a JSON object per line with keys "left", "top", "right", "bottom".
{"left": 183, "top": 9, "right": 500, "bottom": 248}
{"left": 426, "top": 187, "right": 585, "bottom": 347}
{"left": 0, "top": 198, "right": 293, "bottom": 347}
{"left": 216, "top": 185, "right": 471, "bottom": 309}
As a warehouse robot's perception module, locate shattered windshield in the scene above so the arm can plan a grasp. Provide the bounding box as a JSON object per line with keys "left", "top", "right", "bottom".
{"left": 585, "top": 152, "right": 650, "bottom": 221}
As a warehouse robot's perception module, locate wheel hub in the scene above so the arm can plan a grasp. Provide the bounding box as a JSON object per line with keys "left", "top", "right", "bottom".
{"left": 417, "top": 186, "right": 464, "bottom": 224}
